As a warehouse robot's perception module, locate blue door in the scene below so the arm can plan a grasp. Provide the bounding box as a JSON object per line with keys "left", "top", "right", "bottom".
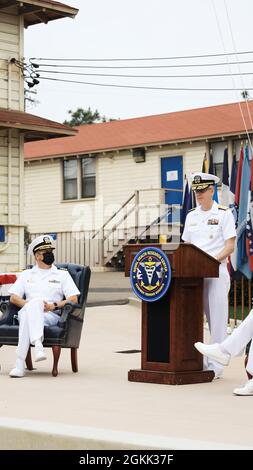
{"left": 161, "top": 156, "right": 183, "bottom": 223}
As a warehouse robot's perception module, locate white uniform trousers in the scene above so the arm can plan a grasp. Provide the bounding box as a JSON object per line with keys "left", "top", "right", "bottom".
{"left": 221, "top": 309, "right": 253, "bottom": 376}
{"left": 17, "top": 298, "right": 59, "bottom": 361}
{"left": 203, "top": 263, "right": 230, "bottom": 376}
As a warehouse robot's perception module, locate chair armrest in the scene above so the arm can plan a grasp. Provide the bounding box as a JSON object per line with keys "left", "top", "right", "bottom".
{"left": 0, "top": 301, "right": 19, "bottom": 325}
{"left": 57, "top": 301, "right": 82, "bottom": 324}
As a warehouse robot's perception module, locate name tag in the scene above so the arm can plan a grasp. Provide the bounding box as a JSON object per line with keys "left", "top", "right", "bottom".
{"left": 48, "top": 279, "right": 61, "bottom": 284}
{"left": 207, "top": 219, "right": 219, "bottom": 225}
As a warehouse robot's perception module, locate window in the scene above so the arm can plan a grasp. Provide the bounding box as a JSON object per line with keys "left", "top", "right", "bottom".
{"left": 81, "top": 157, "right": 96, "bottom": 198}
{"left": 63, "top": 160, "right": 78, "bottom": 200}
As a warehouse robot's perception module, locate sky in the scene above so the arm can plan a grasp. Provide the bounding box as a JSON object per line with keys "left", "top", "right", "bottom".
{"left": 24, "top": 0, "right": 253, "bottom": 124}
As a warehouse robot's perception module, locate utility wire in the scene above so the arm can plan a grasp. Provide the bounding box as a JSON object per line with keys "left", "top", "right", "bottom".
{"left": 211, "top": 0, "right": 252, "bottom": 151}
{"left": 39, "top": 76, "right": 253, "bottom": 91}
{"left": 34, "top": 59, "right": 253, "bottom": 69}
{"left": 223, "top": 0, "right": 253, "bottom": 136}
{"left": 38, "top": 69, "right": 253, "bottom": 79}
{"left": 29, "top": 50, "right": 253, "bottom": 61}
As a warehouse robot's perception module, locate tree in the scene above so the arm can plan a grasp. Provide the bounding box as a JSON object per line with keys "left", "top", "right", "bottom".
{"left": 63, "top": 107, "right": 112, "bottom": 126}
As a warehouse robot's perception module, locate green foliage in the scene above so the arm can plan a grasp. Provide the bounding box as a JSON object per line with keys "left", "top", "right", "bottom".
{"left": 63, "top": 107, "right": 114, "bottom": 127}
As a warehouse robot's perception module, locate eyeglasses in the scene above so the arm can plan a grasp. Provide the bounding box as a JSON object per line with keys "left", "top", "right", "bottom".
{"left": 194, "top": 187, "right": 211, "bottom": 194}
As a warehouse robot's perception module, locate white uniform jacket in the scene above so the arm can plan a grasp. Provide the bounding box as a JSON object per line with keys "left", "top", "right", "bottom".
{"left": 182, "top": 201, "right": 236, "bottom": 261}
{"left": 9, "top": 264, "right": 80, "bottom": 303}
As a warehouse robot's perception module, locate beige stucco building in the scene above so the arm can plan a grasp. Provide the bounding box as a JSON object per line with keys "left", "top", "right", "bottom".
{"left": 24, "top": 101, "right": 253, "bottom": 268}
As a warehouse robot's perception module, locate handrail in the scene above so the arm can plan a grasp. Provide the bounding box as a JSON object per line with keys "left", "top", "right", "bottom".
{"left": 103, "top": 203, "right": 136, "bottom": 242}
{"left": 135, "top": 204, "right": 182, "bottom": 241}
{"left": 92, "top": 187, "right": 183, "bottom": 246}
{"left": 92, "top": 192, "right": 135, "bottom": 239}
{"left": 92, "top": 187, "right": 175, "bottom": 240}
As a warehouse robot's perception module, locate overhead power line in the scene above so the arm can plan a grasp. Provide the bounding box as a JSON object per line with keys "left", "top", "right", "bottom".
{"left": 39, "top": 76, "right": 253, "bottom": 91}
{"left": 38, "top": 69, "right": 253, "bottom": 79}
{"left": 34, "top": 59, "right": 253, "bottom": 69}
{"left": 29, "top": 50, "right": 253, "bottom": 61}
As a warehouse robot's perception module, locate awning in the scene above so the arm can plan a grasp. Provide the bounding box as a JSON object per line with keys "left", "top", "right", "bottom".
{"left": 0, "top": 0, "right": 78, "bottom": 27}
{"left": 0, "top": 108, "right": 77, "bottom": 141}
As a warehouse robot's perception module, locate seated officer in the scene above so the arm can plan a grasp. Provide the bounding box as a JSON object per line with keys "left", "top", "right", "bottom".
{"left": 195, "top": 310, "right": 253, "bottom": 395}
{"left": 182, "top": 172, "right": 236, "bottom": 378}
{"left": 9, "top": 235, "right": 80, "bottom": 378}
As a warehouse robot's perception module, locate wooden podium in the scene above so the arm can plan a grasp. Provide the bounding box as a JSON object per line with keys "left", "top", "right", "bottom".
{"left": 124, "top": 243, "right": 220, "bottom": 385}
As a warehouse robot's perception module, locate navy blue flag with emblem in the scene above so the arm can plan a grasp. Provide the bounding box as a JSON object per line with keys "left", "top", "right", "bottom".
{"left": 230, "top": 147, "right": 244, "bottom": 276}
{"left": 221, "top": 147, "right": 230, "bottom": 206}
{"left": 206, "top": 151, "right": 219, "bottom": 203}
{"left": 208, "top": 152, "right": 214, "bottom": 174}
{"left": 237, "top": 146, "right": 252, "bottom": 279}
{"left": 230, "top": 155, "right": 237, "bottom": 201}
{"left": 181, "top": 178, "right": 192, "bottom": 232}
{"left": 246, "top": 149, "right": 253, "bottom": 271}
{"left": 228, "top": 154, "right": 238, "bottom": 279}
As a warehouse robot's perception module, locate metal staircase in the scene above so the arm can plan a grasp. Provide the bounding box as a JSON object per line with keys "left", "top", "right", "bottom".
{"left": 91, "top": 188, "right": 181, "bottom": 269}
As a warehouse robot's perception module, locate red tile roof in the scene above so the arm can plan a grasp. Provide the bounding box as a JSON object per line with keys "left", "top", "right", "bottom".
{"left": 0, "top": 108, "right": 77, "bottom": 141}
{"left": 25, "top": 101, "right": 253, "bottom": 160}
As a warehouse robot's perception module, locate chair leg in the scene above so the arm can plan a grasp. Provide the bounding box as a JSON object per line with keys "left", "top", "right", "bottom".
{"left": 52, "top": 346, "right": 61, "bottom": 377}
{"left": 25, "top": 347, "right": 34, "bottom": 370}
{"left": 245, "top": 354, "right": 253, "bottom": 380}
{"left": 71, "top": 348, "right": 78, "bottom": 373}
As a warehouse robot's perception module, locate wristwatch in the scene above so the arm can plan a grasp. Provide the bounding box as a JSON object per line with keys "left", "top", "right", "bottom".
{"left": 53, "top": 302, "right": 58, "bottom": 310}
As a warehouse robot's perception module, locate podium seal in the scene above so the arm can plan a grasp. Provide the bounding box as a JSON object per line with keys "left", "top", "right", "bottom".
{"left": 130, "top": 247, "right": 171, "bottom": 302}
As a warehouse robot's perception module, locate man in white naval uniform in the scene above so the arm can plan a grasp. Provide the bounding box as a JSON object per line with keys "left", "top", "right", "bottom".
{"left": 182, "top": 173, "right": 236, "bottom": 378}
{"left": 8, "top": 235, "right": 80, "bottom": 378}
{"left": 195, "top": 320, "right": 253, "bottom": 395}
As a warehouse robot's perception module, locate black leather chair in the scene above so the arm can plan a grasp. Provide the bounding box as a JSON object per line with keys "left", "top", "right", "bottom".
{"left": 245, "top": 341, "right": 252, "bottom": 379}
{"left": 0, "top": 263, "right": 91, "bottom": 377}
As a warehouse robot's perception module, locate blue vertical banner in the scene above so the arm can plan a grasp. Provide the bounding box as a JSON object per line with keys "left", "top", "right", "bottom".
{"left": 237, "top": 146, "right": 251, "bottom": 279}
{"left": 221, "top": 147, "right": 230, "bottom": 206}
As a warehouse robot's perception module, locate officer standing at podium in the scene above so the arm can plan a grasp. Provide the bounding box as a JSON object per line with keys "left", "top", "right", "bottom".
{"left": 182, "top": 172, "right": 236, "bottom": 378}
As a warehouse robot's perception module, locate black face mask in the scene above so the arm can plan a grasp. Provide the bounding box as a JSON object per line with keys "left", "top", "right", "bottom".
{"left": 42, "top": 251, "right": 55, "bottom": 266}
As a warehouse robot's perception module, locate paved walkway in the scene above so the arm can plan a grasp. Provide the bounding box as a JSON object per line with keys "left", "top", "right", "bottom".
{"left": 87, "top": 271, "right": 133, "bottom": 306}
{"left": 0, "top": 302, "right": 253, "bottom": 449}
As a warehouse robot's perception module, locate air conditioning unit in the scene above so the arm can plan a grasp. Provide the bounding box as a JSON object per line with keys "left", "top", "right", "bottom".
{"left": 132, "top": 148, "right": 146, "bottom": 163}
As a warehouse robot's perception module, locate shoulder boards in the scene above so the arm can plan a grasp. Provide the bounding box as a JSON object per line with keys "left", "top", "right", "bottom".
{"left": 218, "top": 205, "right": 229, "bottom": 211}
{"left": 188, "top": 208, "right": 196, "bottom": 213}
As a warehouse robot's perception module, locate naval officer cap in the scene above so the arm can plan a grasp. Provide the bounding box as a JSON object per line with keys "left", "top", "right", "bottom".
{"left": 28, "top": 234, "right": 55, "bottom": 255}
{"left": 191, "top": 172, "right": 220, "bottom": 191}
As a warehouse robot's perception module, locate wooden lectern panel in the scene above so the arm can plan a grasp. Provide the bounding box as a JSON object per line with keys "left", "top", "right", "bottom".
{"left": 124, "top": 243, "right": 218, "bottom": 385}
{"left": 142, "top": 278, "right": 203, "bottom": 372}
{"left": 124, "top": 243, "right": 219, "bottom": 278}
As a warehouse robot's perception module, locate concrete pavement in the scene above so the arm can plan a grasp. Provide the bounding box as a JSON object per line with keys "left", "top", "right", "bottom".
{"left": 0, "top": 302, "right": 253, "bottom": 449}
{"left": 87, "top": 271, "right": 133, "bottom": 306}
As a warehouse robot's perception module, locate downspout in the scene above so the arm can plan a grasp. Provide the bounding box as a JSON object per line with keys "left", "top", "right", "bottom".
{"left": 19, "top": 133, "right": 24, "bottom": 270}
{"left": 0, "top": 60, "right": 13, "bottom": 254}
{"left": 0, "top": 129, "right": 12, "bottom": 253}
